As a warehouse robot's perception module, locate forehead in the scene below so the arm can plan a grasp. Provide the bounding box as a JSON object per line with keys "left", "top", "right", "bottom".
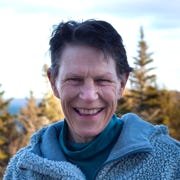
{"left": 60, "top": 45, "right": 107, "bottom": 62}
{"left": 59, "top": 45, "right": 117, "bottom": 75}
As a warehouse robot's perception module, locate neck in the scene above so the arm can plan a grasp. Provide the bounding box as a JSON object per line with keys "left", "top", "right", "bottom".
{"left": 68, "top": 127, "right": 96, "bottom": 143}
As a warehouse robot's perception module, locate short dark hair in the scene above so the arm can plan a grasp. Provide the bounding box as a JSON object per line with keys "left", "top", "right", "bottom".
{"left": 49, "top": 19, "right": 133, "bottom": 79}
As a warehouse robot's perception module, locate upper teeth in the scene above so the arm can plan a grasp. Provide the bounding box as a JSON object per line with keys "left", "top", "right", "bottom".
{"left": 78, "top": 108, "right": 101, "bottom": 115}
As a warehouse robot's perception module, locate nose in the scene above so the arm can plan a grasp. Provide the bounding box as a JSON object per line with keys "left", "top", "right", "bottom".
{"left": 79, "top": 80, "right": 98, "bottom": 102}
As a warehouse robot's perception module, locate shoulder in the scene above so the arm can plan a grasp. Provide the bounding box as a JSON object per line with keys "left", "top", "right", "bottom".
{"left": 120, "top": 113, "right": 156, "bottom": 139}
{"left": 4, "top": 120, "right": 65, "bottom": 179}
{"left": 3, "top": 146, "right": 30, "bottom": 179}
{"left": 30, "top": 120, "right": 64, "bottom": 144}
{"left": 120, "top": 113, "right": 180, "bottom": 151}
{"left": 149, "top": 130, "right": 180, "bottom": 178}
{"left": 116, "top": 113, "right": 180, "bottom": 178}
{"left": 150, "top": 128, "right": 180, "bottom": 156}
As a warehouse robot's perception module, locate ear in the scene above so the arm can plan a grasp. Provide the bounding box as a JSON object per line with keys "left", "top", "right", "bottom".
{"left": 47, "top": 68, "right": 60, "bottom": 99}
{"left": 118, "top": 73, "right": 129, "bottom": 99}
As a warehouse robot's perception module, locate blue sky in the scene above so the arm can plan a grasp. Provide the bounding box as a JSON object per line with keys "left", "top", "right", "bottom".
{"left": 0, "top": 0, "right": 180, "bottom": 98}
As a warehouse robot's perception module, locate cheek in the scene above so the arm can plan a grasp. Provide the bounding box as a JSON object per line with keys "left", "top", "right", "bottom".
{"left": 100, "top": 85, "right": 120, "bottom": 102}
{"left": 59, "top": 84, "right": 79, "bottom": 100}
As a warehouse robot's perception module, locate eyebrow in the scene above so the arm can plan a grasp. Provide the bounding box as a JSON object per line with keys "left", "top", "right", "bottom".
{"left": 65, "top": 72, "right": 113, "bottom": 78}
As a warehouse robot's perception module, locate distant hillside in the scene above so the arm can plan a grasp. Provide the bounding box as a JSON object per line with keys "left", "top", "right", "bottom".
{"left": 8, "top": 98, "right": 26, "bottom": 115}
{"left": 8, "top": 98, "right": 42, "bottom": 115}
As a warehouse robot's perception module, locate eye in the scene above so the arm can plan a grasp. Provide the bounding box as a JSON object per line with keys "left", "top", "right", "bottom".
{"left": 97, "top": 79, "right": 108, "bottom": 82}
{"left": 96, "top": 79, "right": 112, "bottom": 85}
{"left": 66, "top": 77, "right": 82, "bottom": 85}
{"left": 68, "top": 78, "right": 81, "bottom": 81}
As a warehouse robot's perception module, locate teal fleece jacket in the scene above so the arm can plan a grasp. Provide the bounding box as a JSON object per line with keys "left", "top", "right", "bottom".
{"left": 3, "top": 113, "right": 180, "bottom": 179}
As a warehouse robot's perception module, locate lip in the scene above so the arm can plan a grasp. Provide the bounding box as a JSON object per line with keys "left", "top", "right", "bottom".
{"left": 74, "top": 107, "right": 104, "bottom": 116}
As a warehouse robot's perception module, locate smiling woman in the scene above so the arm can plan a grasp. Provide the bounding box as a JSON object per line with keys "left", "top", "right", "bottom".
{"left": 3, "top": 19, "right": 180, "bottom": 180}
{"left": 52, "top": 45, "right": 126, "bottom": 143}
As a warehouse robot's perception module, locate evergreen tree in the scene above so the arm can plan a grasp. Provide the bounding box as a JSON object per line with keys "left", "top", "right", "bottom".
{"left": 17, "top": 91, "right": 46, "bottom": 146}
{"left": 129, "top": 27, "right": 161, "bottom": 123}
{"left": 158, "top": 89, "right": 180, "bottom": 140}
{"left": 0, "top": 84, "right": 16, "bottom": 177}
{"left": 39, "top": 93, "right": 64, "bottom": 122}
{"left": 168, "top": 93, "right": 180, "bottom": 140}
{"left": 40, "top": 64, "right": 64, "bottom": 122}
{"left": 116, "top": 89, "right": 132, "bottom": 116}
{"left": 15, "top": 64, "right": 64, "bottom": 150}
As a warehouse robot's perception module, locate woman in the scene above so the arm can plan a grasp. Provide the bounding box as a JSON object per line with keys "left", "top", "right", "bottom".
{"left": 4, "top": 19, "right": 180, "bottom": 180}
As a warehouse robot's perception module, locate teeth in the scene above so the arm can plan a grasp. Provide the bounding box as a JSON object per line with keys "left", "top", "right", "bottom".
{"left": 77, "top": 108, "right": 101, "bottom": 115}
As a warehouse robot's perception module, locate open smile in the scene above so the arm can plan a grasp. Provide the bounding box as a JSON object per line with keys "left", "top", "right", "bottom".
{"left": 74, "top": 108, "right": 103, "bottom": 116}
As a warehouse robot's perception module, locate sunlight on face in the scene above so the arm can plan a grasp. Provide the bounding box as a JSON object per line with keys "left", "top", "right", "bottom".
{"left": 54, "top": 45, "right": 125, "bottom": 143}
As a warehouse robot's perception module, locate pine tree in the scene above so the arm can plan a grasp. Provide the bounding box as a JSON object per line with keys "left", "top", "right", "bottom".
{"left": 40, "top": 64, "right": 64, "bottom": 122}
{"left": 39, "top": 93, "right": 64, "bottom": 122}
{"left": 16, "top": 64, "right": 64, "bottom": 150}
{"left": 158, "top": 89, "right": 180, "bottom": 140}
{"left": 17, "top": 91, "right": 46, "bottom": 146}
{"left": 129, "top": 27, "right": 161, "bottom": 123}
{"left": 168, "top": 92, "right": 180, "bottom": 140}
{"left": 116, "top": 89, "right": 132, "bottom": 116}
{"left": 0, "top": 84, "right": 16, "bottom": 177}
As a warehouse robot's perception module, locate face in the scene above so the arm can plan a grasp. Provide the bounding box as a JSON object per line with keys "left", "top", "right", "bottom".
{"left": 49, "top": 45, "right": 127, "bottom": 143}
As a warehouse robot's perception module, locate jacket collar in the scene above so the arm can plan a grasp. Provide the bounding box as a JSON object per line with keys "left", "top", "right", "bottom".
{"left": 30, "top": 113, "right": 155, "bottom": 163}
{"left": 106, "top": 113, "right": 155, "bottom": 162}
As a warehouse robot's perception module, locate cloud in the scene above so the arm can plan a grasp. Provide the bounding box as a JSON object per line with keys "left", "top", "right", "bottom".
{"left": 0, "top": 0, "right": 92, "bottom": 16}
{"left": 0, "top": 0, "right": 179, "bottom": 98}
{"left": 1, "top": 0, "right": 179, "bottom": 30}
{"left": 88, "top": 0, "right": 180, "bottom": 29}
